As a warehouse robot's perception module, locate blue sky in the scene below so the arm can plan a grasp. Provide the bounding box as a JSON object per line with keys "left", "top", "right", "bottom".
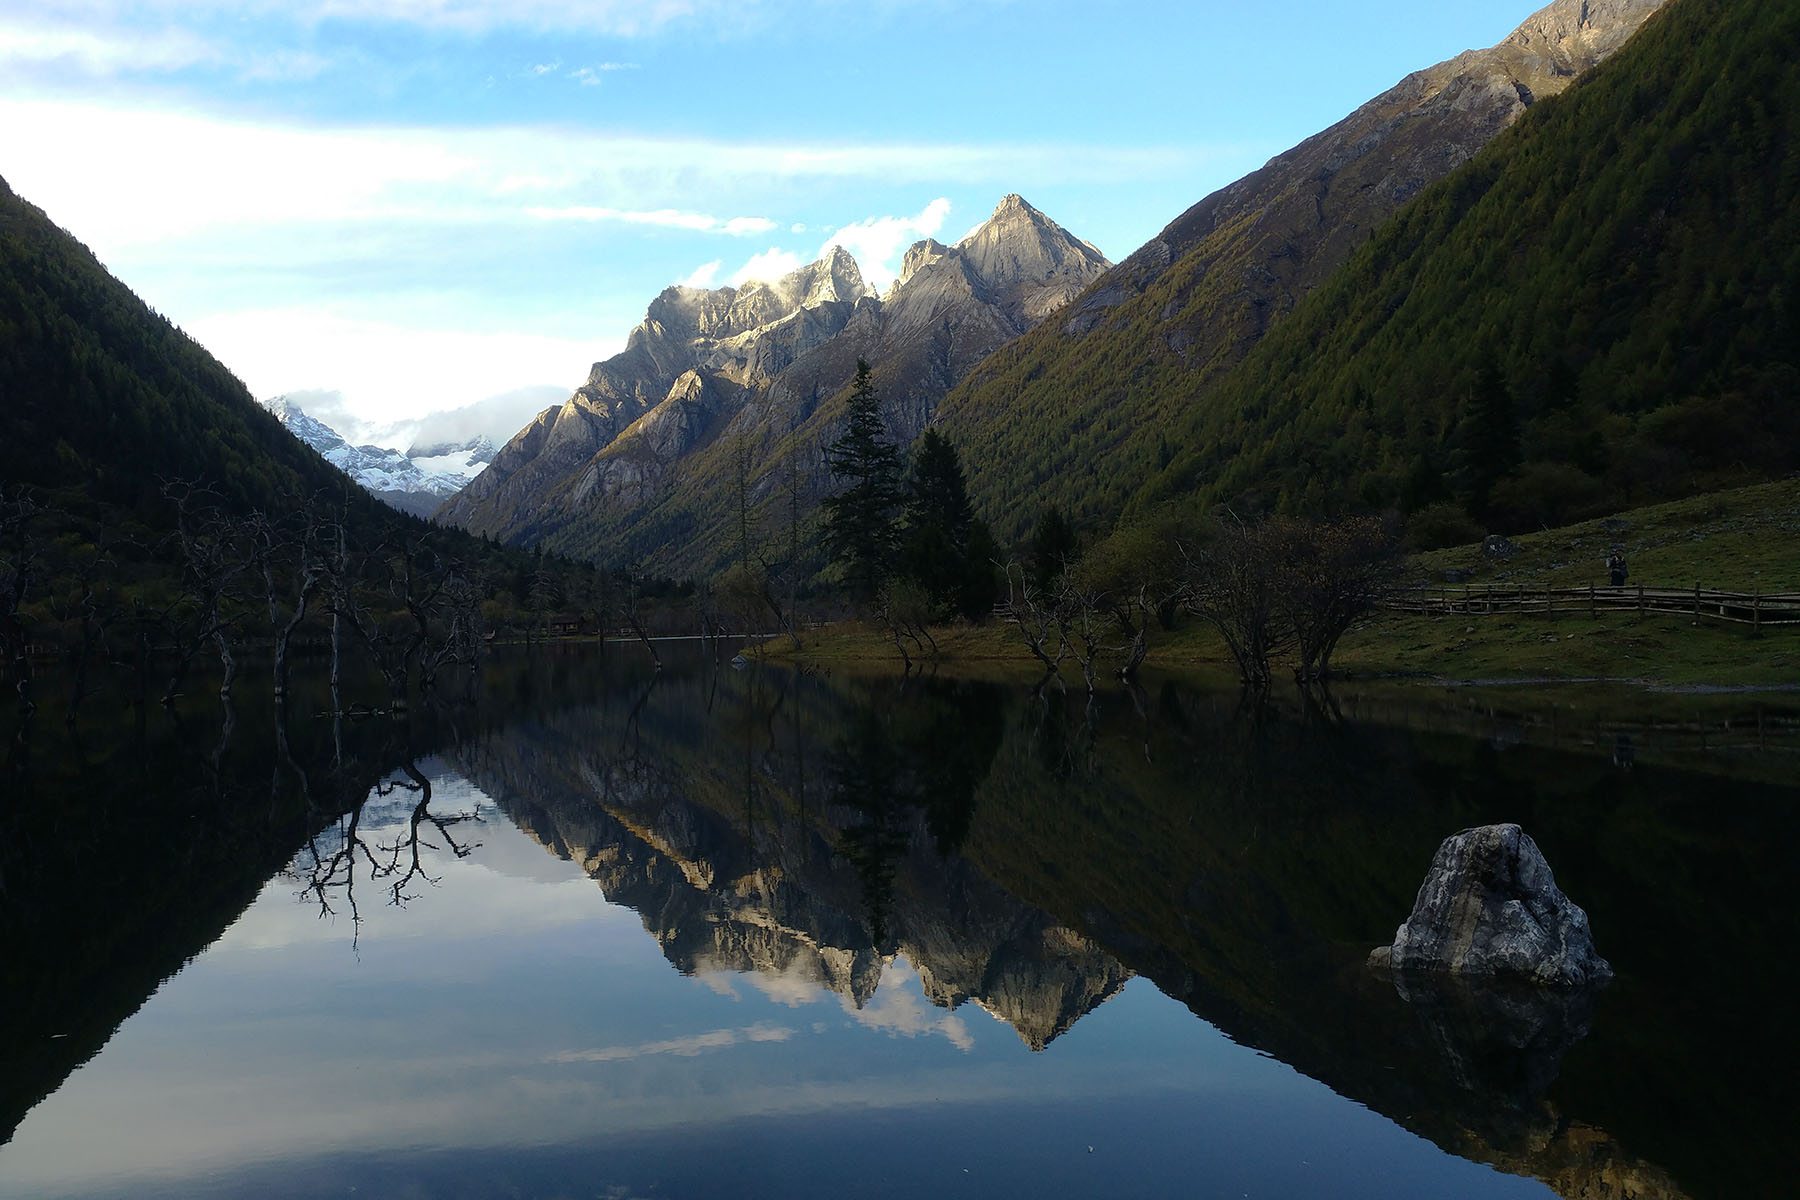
{"left": 0, "top": 1, "right": 1530, "bottom": 438}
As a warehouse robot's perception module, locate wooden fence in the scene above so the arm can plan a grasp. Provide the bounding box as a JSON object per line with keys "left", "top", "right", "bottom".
{"left": 1385, "top": 583, "right": 1800, "bottom": 630}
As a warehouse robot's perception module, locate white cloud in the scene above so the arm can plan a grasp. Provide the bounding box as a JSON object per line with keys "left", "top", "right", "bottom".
{"left": 731, "top": 247, "right": 804, "bottom": 286}
{"left": 0, "top": 22, "right": 214, "bottom": 73}
{"left": 527, "top": 207, "right": 777, "bottom": 236}
{"left": 0, "top": 101, "right": 472, "bottom": 248}
{"left": 8, "top": 2, "right": 740, "bottom": 39}
{"left": 0, "top": 18, "right": 329, "bottom": 80}
{"left": 722, "top": 216, "right": 778, "bottom": 235}
{"left": 677, "top": 260, "right": 723, "bottom": 288}
{"left": 545, "top": 1023, "right": 796, "bottom": 1064}
{"left": 0, "top": 99, "right": 1202, "bottom": 256}
{"left": 570, "top": 62, "right": 637, "bottom": 85}
{"left": 184, "top": 308, "right": 604, "bottom": 427}
{"left": 843, "top": 960, "right": 973, "bottom": 1051}
{"left": 819, "top": 196, "right": 951, "bottom": 290}
{"left": 529, "top": 206, "right": 714, "bottom": 230}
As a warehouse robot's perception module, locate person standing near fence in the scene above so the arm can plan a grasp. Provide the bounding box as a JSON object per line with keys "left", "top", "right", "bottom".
{"left": 1608, "top": 551, "right": 1628, "bottom": 587}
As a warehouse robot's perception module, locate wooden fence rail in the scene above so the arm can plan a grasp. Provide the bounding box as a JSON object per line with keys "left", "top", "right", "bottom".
{"left": 1384, "top": 583, "right": 1800, "bottom": 630}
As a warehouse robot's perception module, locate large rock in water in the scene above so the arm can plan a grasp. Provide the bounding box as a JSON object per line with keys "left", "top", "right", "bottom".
{"left": 1370, "top": 824, "right": 1612, "bottom": 988}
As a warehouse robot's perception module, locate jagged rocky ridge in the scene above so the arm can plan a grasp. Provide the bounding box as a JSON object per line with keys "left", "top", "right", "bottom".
{"left": 264, "top": 395, "right": 494, "bottom": 519}
{"left": 935, "top": 0, "right": 1670, "bottom": 537}
{"left": 438, "top": 195, "right": 1109, "bottom": 568}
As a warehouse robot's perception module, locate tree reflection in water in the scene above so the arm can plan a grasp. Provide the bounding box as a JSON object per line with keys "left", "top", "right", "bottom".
{"left": 291, "top": 758, "right": 483, "bottom": 944}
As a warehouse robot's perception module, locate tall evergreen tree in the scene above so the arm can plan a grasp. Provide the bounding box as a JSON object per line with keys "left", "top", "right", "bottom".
{"left": 901, "top": 428, "right": 972, "bottom": 601}
{"left": 822, "top": 359, "right": 901, "bottom": 602}
{"left": 896, "top": 427, "right": 1000, "bottom": 620}
{"left": 1459, "top": 354, "right": 1520, "bottom": 519}
{"left": 1028, "top": 504, "right": 1079, "bottom": 594}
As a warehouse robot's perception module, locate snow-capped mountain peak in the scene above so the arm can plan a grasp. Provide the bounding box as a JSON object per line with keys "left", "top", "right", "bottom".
{"left": 261, "top": 395, "right": 483, "bottom": 518}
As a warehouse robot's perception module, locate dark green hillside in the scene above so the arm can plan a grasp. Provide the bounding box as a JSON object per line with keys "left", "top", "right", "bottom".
{"left": 1142, "top": 0, "right": 1800, "bottom": 529}
{"left": 941, "top": 0, "right": 1798, "bottom": 543}
{"left": 0, "top": 175, "right": 628, "bottom": 673}
{"left": 0, "top": 174, "right": 381, "bottom": 523}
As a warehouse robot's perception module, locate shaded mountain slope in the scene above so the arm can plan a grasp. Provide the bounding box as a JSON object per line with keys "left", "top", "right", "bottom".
{"left": 0, "top": 176, "right": 388, "bottom": 527}
{"left": 1130, "top": 0, "right": 1800, "bottom": 529}
{"left": 933, "top": 0, "right": 1669, "bottom": 540}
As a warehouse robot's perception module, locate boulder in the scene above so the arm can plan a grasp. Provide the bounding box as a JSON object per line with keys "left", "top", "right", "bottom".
{"left": 1370, "top": 823, "right": 1612, "bottom": 988}
{"left": 1482, "top": 534, "right": 1519, "bottom": 559}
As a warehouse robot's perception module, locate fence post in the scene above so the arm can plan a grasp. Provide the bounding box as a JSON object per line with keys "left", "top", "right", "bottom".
{"left": 1753, "top": 589, "right": 1762, "bottom": 637}
{"left": 1588, "top": 582, "right": 1596, "bottom": 618}
{"left": 1693, "top": 582, "right": 1701, "bottom": 623}
{"left": 1637, "top": 583, "right": 1645, "bottom": 614}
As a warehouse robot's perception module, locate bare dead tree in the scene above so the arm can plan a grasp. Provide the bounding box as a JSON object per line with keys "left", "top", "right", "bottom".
{"left": 325, "top": 532, "right": 456, "bottom": 710}
{"left": 876, "top": 578, "right": 936, "bottom": 671}
{"left": 620, "top": 567, "right": 662, "bottom": 670}
{"left": 1178, "top": 513, "right": 1292, "bottom": 693}
{"left": 1271, "top": 515, "right": 1401, "bottom": 682}
{"left": 416, "top": 567, "right": 485, "bottom": 690}
{"left": 1, "top": 488, "right": 47, "bottom": 712}
{"left": 999, "top": 560, "right": 1069, "bottom": 676}
{"left": 51, "top": 533, "right": 115, "bottom": 723}
{"left": 242, "top": 507, "right": 327, "bottom": 701}
{"left": 161, "top": 481, "right": 249, "bottom": 703}
{"left": 1054, "top": 576, "right": 1111, "bottom": 694}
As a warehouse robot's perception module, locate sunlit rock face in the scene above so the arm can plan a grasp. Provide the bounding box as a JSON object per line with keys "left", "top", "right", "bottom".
{"left": 1372, "top": 823, "right": 1612, "bottom": 987}
{"left": 437, "top": 195, "right": 1109, "bottom": 566}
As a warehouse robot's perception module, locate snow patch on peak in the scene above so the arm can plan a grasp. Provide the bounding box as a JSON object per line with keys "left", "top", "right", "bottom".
{"left": 267, "top": 394, "right": 483, "bottom": 506}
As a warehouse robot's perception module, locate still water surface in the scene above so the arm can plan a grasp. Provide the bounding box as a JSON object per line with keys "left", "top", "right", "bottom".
{"left": 1, "top": 646, "right": 1793, "bottom": 1198}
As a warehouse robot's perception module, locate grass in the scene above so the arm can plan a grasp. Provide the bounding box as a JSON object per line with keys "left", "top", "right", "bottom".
{"left": 763, "top": 479, "right": 1800, "bottom": 688}
{"left": 1410, "top": 477, "right": 1800, "bottom": 593}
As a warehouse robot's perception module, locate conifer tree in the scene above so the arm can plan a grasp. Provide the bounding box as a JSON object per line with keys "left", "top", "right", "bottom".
{"left": 1028, "top": 504, "right": 1079, "bottom": 594}
{"left": 822, "top": 359, "right": 901, "bottom": 602}
{"left": 894, "top": 427, "right": 1001, "bottom": 620}
{"left": 900, "top": 428, "right": 971, "bottom": 602}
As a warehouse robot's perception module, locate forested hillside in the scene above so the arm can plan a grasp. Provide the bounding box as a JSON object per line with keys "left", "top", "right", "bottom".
{"left": 0, "top": 176, "right": 618, "bottom": 695}
{"left": 939, "top": 0, "right": 1797, "bottom": 545}
{"left": 0, "top": 175, "right": 381, "bottom": 526}
{"left": 1132, "top": 0, "right": 1800, "bottom": 536}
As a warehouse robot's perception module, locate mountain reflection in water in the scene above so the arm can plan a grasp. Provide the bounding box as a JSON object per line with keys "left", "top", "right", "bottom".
{"left": 1, "top": 645, "right": 1793, "bottom": 1199}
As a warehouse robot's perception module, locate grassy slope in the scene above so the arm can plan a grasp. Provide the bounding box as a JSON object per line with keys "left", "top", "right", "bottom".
{"left": 767, "top": 478, "right": 1800, "bottom": 687}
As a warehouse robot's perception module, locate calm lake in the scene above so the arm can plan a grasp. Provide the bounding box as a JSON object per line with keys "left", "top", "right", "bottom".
{"left": 2, "top": 644, "right": 1794, "bottom": 1199}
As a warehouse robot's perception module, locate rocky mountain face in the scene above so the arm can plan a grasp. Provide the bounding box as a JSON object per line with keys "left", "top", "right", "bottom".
{"left": 934, "top": 0, "right": 1671, "bottom": 539}
{"left": 438, "top": 196, "right": 1109, "bottom": 566}
{"left": 264, "top": 395, "right": 493, "bottom": 519}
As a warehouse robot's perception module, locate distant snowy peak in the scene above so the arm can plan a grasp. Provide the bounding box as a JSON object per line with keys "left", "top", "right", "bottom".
{"left": 263, "top": 395, "right": 481, "bottom": 517}
{"left": 406, "top": 434, "right": 497, "bottom": 464}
